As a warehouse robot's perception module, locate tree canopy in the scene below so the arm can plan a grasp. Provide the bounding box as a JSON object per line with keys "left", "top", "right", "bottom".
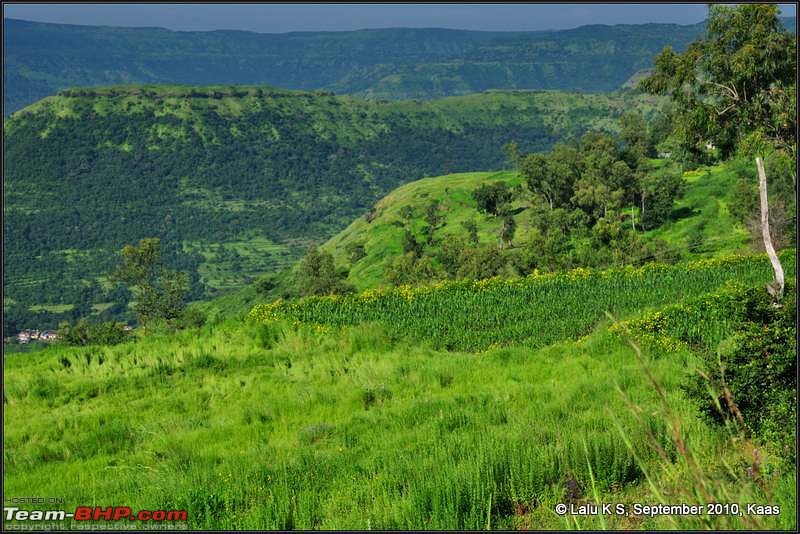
{"left": 640, "top": 4, "right": 797, "bottom": 159}
{"left": 112, "top": 238, "right": 189, "bottom": 327}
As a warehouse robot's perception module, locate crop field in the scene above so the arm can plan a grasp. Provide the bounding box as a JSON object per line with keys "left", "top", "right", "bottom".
{"left": 248, "top": 250, "right": 796, "bottom": 352}
{"left": 185, "top": 237, "right": 311, "bottom": 295}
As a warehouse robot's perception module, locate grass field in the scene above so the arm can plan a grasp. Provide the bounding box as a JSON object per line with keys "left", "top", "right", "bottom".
{"left": 4, "top": 250, "right": 795, "bottom": 530}
{"left": 646, "top": 163, "right": 751, "bottom": 258}
{"left": 28, "top": 303, "right": 74, "bottom": 313}
{"left": 4, "top": 323, "right": 794, "bottom": 529}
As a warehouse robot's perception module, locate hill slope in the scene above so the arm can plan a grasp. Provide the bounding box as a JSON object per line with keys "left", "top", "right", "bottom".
{"left": 5, "top": 252, "right": 795, "bottom": 529}
{"left": 195, "top": 158, "right": 757, "bottom": 321}
{"left": 2, "top": 18, "right": 707, "bottom": 113}
{"left": 322, "top": 160, "right": 752, "bottom": 291}
{"left": 3, "top": 86, "right": 663, "bottom": 328}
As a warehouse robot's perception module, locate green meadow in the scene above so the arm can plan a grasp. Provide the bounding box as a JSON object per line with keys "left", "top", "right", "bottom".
{"left": 4, "top": 249, "right": 796, "bottom": 530}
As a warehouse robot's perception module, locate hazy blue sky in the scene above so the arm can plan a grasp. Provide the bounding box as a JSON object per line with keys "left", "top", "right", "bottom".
{"left": 4, "top": 3, "right": 796, "bottom": 33}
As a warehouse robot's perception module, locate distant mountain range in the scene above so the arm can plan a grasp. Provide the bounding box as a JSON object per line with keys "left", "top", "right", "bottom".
{"left": 4, "top": 17, "right": 795, "bottom": 113}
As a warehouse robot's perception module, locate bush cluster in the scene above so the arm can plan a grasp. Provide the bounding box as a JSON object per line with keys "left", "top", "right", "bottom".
{"left": 57, "top": 319, "right": 128, "bottom": 347}
{"left": 615, "top": 278, "right": 797, "bottom": 457}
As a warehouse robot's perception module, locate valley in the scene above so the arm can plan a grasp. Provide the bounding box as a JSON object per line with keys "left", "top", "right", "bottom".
{"left": 3, "top": 86, "right": 663, "bottom": 330}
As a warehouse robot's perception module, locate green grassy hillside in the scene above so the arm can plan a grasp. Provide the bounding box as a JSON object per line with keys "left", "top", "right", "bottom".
{"left": 324, "top": 170, "right": 522, "bottom": 289}
{"left": 322, "top": 160, "right": 752, "bottom": 291}
{"left": 643, "top": 163, "right": 751, "bottom": 257}
{"left": 3, "top": 86, "right": 663, "bottom": 330}
{"left": 5, "top": 252, "right": 795, "bottom": 530}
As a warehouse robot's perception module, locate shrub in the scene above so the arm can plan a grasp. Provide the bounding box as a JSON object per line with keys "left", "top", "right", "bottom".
{"left": 346, "top": 242, "right": 367, "bottom": 263}
{"left": 300, "top": 423, "right": 335, "bottom": 444}
{"left": 255, "top": 275, "right": 277, "bottom": 294}
{"left": 691, "top": 286, "right": 795, "bottom": 437}
{"left": 57, "top": 319, "right": 128, "bottom": 347}
{"left": 178, "top": 307, "right": 207, "bottom": 329}
{"left": 361, "top": 385, "right": 392, "bottom": 410}
{"left": 384, "top": 252, "right": 438, "bottom": 286}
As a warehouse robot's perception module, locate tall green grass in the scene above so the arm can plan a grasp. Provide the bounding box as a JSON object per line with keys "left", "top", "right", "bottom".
{"left": 249, "top": 250, "right": 795, "bottom": 352}
{"left": 5, "top": 252, "right": 795, "bottom": 530}
{"left": 4, "top": 318, "right": 746, "bottom": 530}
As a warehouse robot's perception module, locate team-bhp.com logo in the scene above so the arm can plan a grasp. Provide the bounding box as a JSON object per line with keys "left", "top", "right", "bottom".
{"left": 4, "top": 506, "right": 188, "bottom": 522}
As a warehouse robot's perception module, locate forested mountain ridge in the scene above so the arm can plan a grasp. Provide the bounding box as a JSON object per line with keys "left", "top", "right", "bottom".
{"left": 8, "top": 17, "right": 792, "bottom": 113}
{"left": 3, "top": 86, "right": 662, "bottom": 330}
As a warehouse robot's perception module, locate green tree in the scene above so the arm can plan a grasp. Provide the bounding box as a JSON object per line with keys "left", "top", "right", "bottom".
{"left": 548, "top": 144, "right": 582, "bottom": 200}
{"left": 436, "top": 235, "right": 468, "bottom": 277}
{"left": 571, "top": 133, "right": 626, "bottom": 220}
{"left": 422, "top": 200, "right": 444, "bottom": 245}
{"left": 502, "top": 140, "right": 521, "bottom": 170}
{"left": 638, "top": 166, "right": 685, "bottom": 230}
{"left": 455, "top": 245, "right": 507, "bottom": 280}
{"left": 460, "top": 218, "right": 480, "bottom": 245}
{"left": 472, "top": 182, "right": 513, "bottom": 216}
{"left": 640, "top": 4, "right": 796, "bottom": 159}
{"left": 384, "top": 252, "right": 439, "bottom": 286}
{"left": 423, "top": 200, "right": 442, "bottom": 228}
{"left": 112, "top": 238, "right": 188, "bottom": 327}
{"left": 296, "top": 247, "right": 353, "bottom": 296}
{"left": 521, "top": 148, "right": 574, "bottom": 210}
{"left": 499, "top": 215, "right": 517, "bottom": 251}
{"left": 522, "top": 153, "right": 554, "bottom": 209}
{"left": 254, "top": 275, "right": 277, "bottom": 295}
{"left": 619, "top": 111, "right": 652, "bottom": 158}
{"left": 401, "top": 229, "right": 423, "bottom": 258}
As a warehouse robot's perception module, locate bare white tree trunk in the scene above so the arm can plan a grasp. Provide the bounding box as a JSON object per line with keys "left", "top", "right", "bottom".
{"left": 756, "top": 157, "right": 785, "bottom": 299}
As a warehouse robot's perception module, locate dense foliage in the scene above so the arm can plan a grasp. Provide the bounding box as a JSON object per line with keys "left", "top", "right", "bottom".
{"left": 112, "top": 238, "right": 189, "bottom": 327}
{"left": 641, "top": 4, "right": 797, "bottom": 159}
{"left": 3, "top": 87, "right": 662, "bottom": 330}
{"left": 3, "top": 17, "right": 747, "bottom": 113}
{"left": 381, "top": 129, "right": 686, "bottom": 285}
{"left": 248, "top": 250, "right": 795, "bottom": 352}
{"left": 57, "top": 319, "right": 128, "bottom": 347}
{"left": 613, "top": 279, "right": 797, "bottom": 459}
